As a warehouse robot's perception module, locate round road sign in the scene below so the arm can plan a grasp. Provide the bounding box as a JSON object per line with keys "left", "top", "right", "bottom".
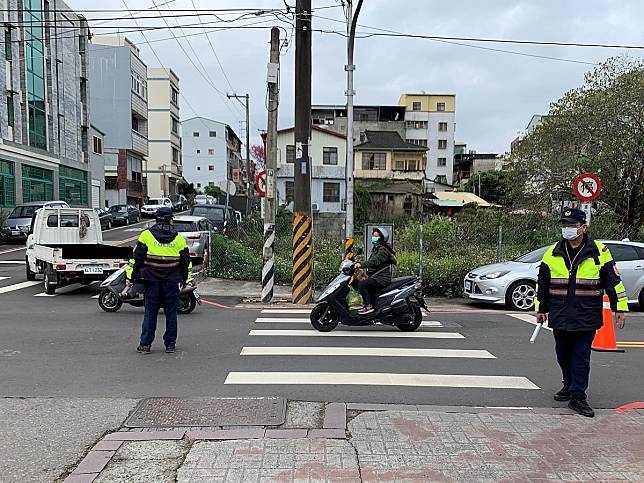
{"left": 255, "top": 170, "right": 267, "bottom": 197}
{"left": 573, "top": 173, "right": 601, "bottom": 201}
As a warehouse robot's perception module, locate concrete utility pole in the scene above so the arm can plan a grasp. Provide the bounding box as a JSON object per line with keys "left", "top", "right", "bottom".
{"left": 262, "top": 27, "right": 280, "bottom": 304}
{"left": 344, "top": 0, "right": 364, "bottom": 260}
{"left": 292, "top": 0, "right": 313, "bottom": 304}
{"left": 227, "top": 93, "right": 252, "bottom": 215}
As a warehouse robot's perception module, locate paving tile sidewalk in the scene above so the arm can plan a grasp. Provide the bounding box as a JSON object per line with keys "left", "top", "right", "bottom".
{"left": 64, "top": 405, "right": 644, "bottom": 482}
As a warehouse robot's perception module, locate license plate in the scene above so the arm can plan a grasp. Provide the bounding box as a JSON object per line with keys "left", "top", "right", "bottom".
{"left": 11, "top": 230, "right": 19, "bottom": 236}
{"left": 84, "top": 266, "right": 104, "bottom": 275}
{"left": 464, "top": 280, "right": 472, "bottom": 292}
{"left": 193, "top": 290, "right": 200, "bottom": 301}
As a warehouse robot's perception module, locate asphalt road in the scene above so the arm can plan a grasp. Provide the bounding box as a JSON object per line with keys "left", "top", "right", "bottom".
{"left": 1, "top": 229, "right": 643, "bottom": 408}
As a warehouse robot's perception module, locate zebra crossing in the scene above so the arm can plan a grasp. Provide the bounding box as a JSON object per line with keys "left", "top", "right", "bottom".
{"left": 224, "top": 307, "right": 541, "bottom": 391}
{"left": 0, "top": 275, "right": 99, "bottom": 298}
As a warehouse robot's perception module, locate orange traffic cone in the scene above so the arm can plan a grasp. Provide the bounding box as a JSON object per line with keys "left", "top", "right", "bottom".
{"left": 592, "top": 295, "right": 625, "bottom": 352}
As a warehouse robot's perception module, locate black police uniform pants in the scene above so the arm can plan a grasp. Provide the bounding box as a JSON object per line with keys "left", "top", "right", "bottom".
{"left": 357, "top": 278, "right": 385, "bottom": 306}
{"left": 553, "top": 329, "right": 596, "bottom": 400}
{"left": 140, "top": 281, "right": 180, "bottom": 347}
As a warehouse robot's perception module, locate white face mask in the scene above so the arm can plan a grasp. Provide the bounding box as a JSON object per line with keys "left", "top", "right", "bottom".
{"left": 562, "top": 227, "right": 580, "bottom": 240}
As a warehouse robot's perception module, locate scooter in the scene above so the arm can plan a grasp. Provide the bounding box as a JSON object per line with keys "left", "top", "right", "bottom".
{"left": 310, "top": 258, "right": 429, "bottom": 332}
{"left": 97, "top": 266, "right": 201, "bottom": 314}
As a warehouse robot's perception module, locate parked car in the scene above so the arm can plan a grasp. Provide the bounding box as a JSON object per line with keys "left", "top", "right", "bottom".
{"left": 169, "top": 194, "right": 188, "bottom": 212}
{"left": 463, "top": 240, "right": 644, "bottom": 311}
{"left": 189, "top": 204, "right": 236, "bottom": 235}
{"left": 194, "top": 195, "right": 209, "bottom": 205}
{"left": 141, "top": 197, "right": 173, "bottom": 217}
{"left": 206, "top": 195, "right": 215, "bottom": 205}
{"left": 1, "top": 201, "right": 69, "bottom": 242}
{"left": 95, "top": 208, "right": 113, "bottom": 230}
{"left": 173, "top": 215, "right": 210, "bottom": 259}
{"left": 107, "top": 205, "right": 140, "bottom": 226}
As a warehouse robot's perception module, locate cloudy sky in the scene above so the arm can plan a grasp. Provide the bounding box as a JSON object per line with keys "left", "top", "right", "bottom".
{"left": 69, "top": 0, "right": 644, "bottom": 153}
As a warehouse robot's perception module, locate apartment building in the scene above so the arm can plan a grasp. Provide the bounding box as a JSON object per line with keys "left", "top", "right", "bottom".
{"left": 399, "top": 93, "right": 456, "bottom": 189}
{"left": 89, "top": 36, "right": 148, "bottom": 207}
{"left": 181, "top": 117, "right": 242, "bottom": 193}
{"left": 146, "top": 68, "right": 181, "bottom": 198}
{"left": 0, "top": 0, "right": 92, "bottom": 209}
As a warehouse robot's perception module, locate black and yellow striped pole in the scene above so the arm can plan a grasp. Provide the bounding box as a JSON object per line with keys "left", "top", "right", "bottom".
{"left": 344, "top": 238, "right": 354, "bottom": 261}
{"left": 292, "top": 213, "right": 313, "bottom": 304}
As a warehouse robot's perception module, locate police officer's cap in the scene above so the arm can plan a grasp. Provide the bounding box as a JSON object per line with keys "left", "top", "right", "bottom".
{"left": 560, "top": 207, "right": 586, "bottom": 224}
{"left": 156, "top": 206, "right": 174, "bottom": 221}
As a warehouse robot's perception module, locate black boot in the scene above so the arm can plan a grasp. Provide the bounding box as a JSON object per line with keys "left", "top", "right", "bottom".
{"left": 165, "top": 345, "right": 176, "bottom": 353}
{"left": 554, "top": 386, "right": 571, "bottom": 402}
{"left": 137, "top": 344, "right": 151, "bottom": 354}
{"left": 568, "top": 398, "right": 595, "bottom": 417}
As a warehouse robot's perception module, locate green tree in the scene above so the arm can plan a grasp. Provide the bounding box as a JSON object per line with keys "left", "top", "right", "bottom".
{"left": 511, "top": 57, "right": 644, "bottom": 227}
{"left": 463, "top": 170, "right": 513, "bottom": 205}
{"left": 177, "top": 179, "right": 197, "bottom": 197}
{"left": 204, "top": 185, "right": 224, "bottom": 199}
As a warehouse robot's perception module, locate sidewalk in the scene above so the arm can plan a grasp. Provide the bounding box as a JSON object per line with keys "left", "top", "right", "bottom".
{"left": 60, "top": 399, "right": 644, "bottom": 482}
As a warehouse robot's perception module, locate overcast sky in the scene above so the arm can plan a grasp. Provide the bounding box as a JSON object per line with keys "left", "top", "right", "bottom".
{"left": 70, "top": 0, "right": 644, "bottom": 153}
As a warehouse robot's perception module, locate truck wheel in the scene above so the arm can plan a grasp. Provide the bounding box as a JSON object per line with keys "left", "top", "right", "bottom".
{"left": 98, "top": 290, "right": 123, "bottom": 312}
{"left": 178, "top": 294, "right": 197, "bottom": 314}
{"left": 44, "top": 267, "right": 57, "bottom": 295}
{"left": 25, "top": 257, "right": 36, "bottom": 281}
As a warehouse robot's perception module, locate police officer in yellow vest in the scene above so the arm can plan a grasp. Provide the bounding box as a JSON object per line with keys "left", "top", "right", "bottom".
{"left": 131, "top": 207, "right": 190, "bottom": 354}
{"left": 536, "top": 208, "right": 628, "bottom": 417}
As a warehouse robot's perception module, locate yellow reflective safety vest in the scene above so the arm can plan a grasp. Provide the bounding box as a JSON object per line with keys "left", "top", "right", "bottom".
{"left": 535, "top": 236, "right": 629, "bottom": 331}
{"left": 132, "top": 225, "right": 190, "bottom": 283}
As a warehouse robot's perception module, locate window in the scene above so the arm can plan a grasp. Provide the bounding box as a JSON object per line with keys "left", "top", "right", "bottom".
{"left": 437, "top": 157, "right": 447, "bottom": 167}
{"left": 208, "top": 149, "right": 214, "bottom": 155}
{"left": 193, "top": 131, "right": 200, "bottom": 137}
{"left": 24, "top": 3, "right": 47, "bottom": 150}
{"left": 7, "top": 94, "right": 14, "bottom": 128}
{"left": 412, "top": 101, "right": 421, "bottom": 111}
{"left": 92, "top": 136, "right": 103, "bottom": 155}
{"left": 132, "top": 116, "right": 139, "bottom": 133}
{"left": 437, "top": 102, "right": 446, "bottom": 112}
{"left": 59, "top": 166, "right": 88, "bottom": 207}
{"left": 285, "top": 181, "right": 294, "bottom": 203}
{"left": 405, "top": 121, "right": 428, "bottom": 130}
{"left": 362, "top": 152, "right": 387, "bottom": 170}
{"left": 171, "top": 117, "right": 179, "bottom": 134}
{"left": 438, "top": 122, "right": 448, "bottom": 131}
{"left": 436, "top": 175, "right": 448, "bottom": 184}
{"left": 209, "top": 131, "right": 217, "bottom": 137}
{"left": 171, "top": 87, "right": 179, "bottom": 105}
{"left": 394, "top": 159, "right": 419, "bottom": 171}
{"left": 323, "top": 147, "right": 338, "bottom": 165}
{"left": 323, "top": 182, "right": 340, "bottom": 203}
{"left": 0, "top": 160, "right": 16, "bottom": 208}
{"left": 407, "top": 139, "right": 427, "bottom": 147}
{"left": 4, "top": 28, "right": 11, "bottom": 60}
{"left": 197, "top": 166, "right": 201, "bottom": 171}
{"left": 605, "top": 244, "right": 640, "bottom": 262}
{"left": 172, "top": 147, "right": 180, "bottom": 163}
{"left": 407, "top": 159, "right": 417, "bottom": 171}
{"left": 208, "top": 165, "right": 214, "bottom": 171}
{"left": 196, "top": 149, "right": 200, "bottom": 154}
{"left": 197, "top": 183, "right": 201, "bottom": 188}
{"left": 209, "top": 181, "right": 215, "bottom": 186}
{"left": 438, "top": 140, "right": 448, "bottom": 149}
{"left": 22, "top": 165, "right": 53, "bottom": 203}
{"left": 286, "top": 145, "right": 296, "bottom": 163}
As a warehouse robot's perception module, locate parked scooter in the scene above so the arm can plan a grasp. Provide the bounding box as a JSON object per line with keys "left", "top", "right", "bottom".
{"left": 97, "top": 266, "right": 200, "bottom": 314}
{"left": 310, "top": 258, "right": 428, "bottom": 332}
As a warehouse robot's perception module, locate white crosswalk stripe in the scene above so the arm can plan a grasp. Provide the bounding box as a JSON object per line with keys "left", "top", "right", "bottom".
{"left": 254, "top": 317, "right": 442, "bottom": 327}
{"left": 34, "top": 281, "right": 99, "bottom": 297}
{"left": 0, "top": 281, "right": 41, "bottom": 294}
{"left": 260, "top": 308, "right": 312, "bottom": 314}
{"left": 241, "top": 346, "right": 495, "bottom": 359}
{"left": 0, "top": 276, "right": 10, "bottom": 281}
{"left": 248, "top": 329, "right": 463, "bottom": 339}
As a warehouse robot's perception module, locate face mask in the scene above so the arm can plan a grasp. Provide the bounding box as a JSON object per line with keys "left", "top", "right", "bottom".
{"left": 562, "top": 227, "right": 579, "bottom": 240}
{"left": 371, "top": 236, "right": 380, "bottom": 244}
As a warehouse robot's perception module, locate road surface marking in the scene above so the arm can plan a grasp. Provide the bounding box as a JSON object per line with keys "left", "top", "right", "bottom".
{"left": 248, "top": 329, "right": 464, "bottom": 339}
{"left": 34, "top": 282, "right": 97, "bottom": 297}
{"left": 507, "top": 313, "right": 553, "bottom": 331}
{"left": 617, "top": 342, "right": 644, "bottom": 347}
{"left": 113, "top": 235, "right": 140, "bottom": 246}
{"left": 91, "top": 294, "right": 100, "bottom": 299}
{"left": 0, "top": 247, "right": 27, "bottom": 255}
{"left": 225, "top": 372, "right": 540, "bottom": 389}
{"left": 261, "top": 309, "right": 312, "bottom": 314}
{"left": 241, "top": 346, "right": 495, "bottom": 359}
{"left": 0, "top": 281, "right": 40, "bottom": 294}
{"left": 254, "top": 317, "right": 442, "bottom": 327}
{"left": 0, "top": 276, "right": 10, "bottom": 281}
{"left": 0, "top": 260, "right": 24, "bottom": 264}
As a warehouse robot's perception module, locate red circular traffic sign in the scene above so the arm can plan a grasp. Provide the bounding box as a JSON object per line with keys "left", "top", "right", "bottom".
{"left": 255, "top": 170, "right": 266, "bottom": 197}
{"left": 573, "top": 173, "right": 601, "bottom": 201}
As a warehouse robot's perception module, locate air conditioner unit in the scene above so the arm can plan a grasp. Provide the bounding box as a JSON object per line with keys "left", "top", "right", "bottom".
{"left": 311, "top": 203, "right": 320, "bottom": 213}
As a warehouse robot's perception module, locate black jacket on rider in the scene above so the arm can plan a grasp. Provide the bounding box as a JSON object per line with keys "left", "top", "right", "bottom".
{"left": 362, "top": 244, "right": 393, "bottom": 285}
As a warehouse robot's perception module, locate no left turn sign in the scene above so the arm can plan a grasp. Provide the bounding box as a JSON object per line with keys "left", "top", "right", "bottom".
{"left": 573, "top": 173, "right": 601, "bottom": 202}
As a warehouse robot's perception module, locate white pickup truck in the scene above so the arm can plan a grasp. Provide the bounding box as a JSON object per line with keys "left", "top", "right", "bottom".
{"left": 25, "top": 207, "right": 133, "bottom": 294}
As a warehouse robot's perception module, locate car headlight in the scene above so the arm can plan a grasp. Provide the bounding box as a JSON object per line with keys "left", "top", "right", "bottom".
{"left": 480, "top": 271, "right": 510, "bottom": 280}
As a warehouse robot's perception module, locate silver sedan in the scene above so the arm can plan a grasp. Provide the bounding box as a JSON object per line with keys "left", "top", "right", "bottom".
{"left": 173, "top": 215, "right": 211, "bottom": 260}
{"left": 464, "top": 240, "right": 644, "bottom": 311}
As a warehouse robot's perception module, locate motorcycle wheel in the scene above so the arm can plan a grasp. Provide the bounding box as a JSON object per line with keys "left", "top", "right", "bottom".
{"left": 178, "top": 294, "right": 197, "bottom": 314}
{"left": 98, "top": 290, "right": 123, "bottom": 312}
{"left": 310, "top": 303, "right": 339, "bottom": 332}
{"left": 396, "top": 305, "right": 422, "bottom": 332}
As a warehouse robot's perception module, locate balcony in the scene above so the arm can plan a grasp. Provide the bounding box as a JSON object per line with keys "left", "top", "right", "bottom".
{"left": 131, "top": 130, "right": 148, "bottom": 157}
{"left": 128, "top": 181, "right": 143, "bottom": 194}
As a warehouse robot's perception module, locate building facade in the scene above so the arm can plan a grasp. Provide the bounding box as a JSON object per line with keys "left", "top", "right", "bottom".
{"left": 399, "top": 93, "right": 456, "bottom": 189}
{"left": 146, "top": 68, "right": 181, "bottom": 198}
{"left": 311, "top": 104, "right": 406, "bottom": 144}
{"left": 89, "top": 124, "right": 105, "bottom": 208}
{"left": 89, "top": 36, "right": 148, "bottom": 207}
{"left": 181, "top": 117, "right": 242, "bottom": 193}
{"left": 0, "top": 0, "right": 92, "bottom": 209}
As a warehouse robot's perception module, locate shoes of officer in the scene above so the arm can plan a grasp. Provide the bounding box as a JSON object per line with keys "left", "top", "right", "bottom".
{"left": 568, "top": 398, "right": 595, "bottom": 418}
{"left": 553, "top": 386, "right": 571, "bottom": 402}
{"left": 136, "top": 344, "right": 176, "bottom": 354}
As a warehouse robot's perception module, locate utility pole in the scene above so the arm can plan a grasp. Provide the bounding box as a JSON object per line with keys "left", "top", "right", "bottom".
{"left": 343, "top": 0, "right": 364, "bottom": 261}
{"left": 262, "top": 27, "right": 280, "bottom": 304}
{"left": 292, "top": 0, "right": 313, "bottom": 304}
{"left": 227, "top": 93, "right": 252, "bottom": 215}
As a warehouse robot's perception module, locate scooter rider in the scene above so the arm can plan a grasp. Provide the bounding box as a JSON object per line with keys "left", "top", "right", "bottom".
{"left": 353, "top": 227, "right": 397, "bottom": 314}
{"left": 132, "top": 207, "right": 190, "bottom": 354}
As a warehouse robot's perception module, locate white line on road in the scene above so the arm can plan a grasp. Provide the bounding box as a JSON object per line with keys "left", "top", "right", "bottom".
{"left": 0, "top": 246, "right": 27, "bottom": 255}
{"left": 91, "top": 294, "right": 100, "bottom": 299}
{"left": 0, "top": 260, "right": 24, "bottom": 264}
{"left": 254, "top": 317, "right": 442, "bottom": 327}
{"left": 261, "top": 309, "right": 312, "bottom": 314}
{"left": 0, "top": 276, "right": 10, "bottom": 281}
{"left": 248, "top": 329, "right": 464, "bottom": 339}
{"left": 0, "top": 281, "right": 40, "bottom": 294}
{"left": 507, "top": 313, "right": 553, "bottom": 332}
{"left": 225, "top": 372, "right": 540, "bottom": 389}
{"left": 34, "top": 282, "right": 97, "bottom": 297}
{"left": 240, "top": 346, "right": 495, "bottom": 359}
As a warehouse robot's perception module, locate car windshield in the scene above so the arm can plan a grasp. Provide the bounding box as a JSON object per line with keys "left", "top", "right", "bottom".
{"left": 514, "top": 246, "right": 549, "bottom": 263}
{"left": 191, "top": 206, "right": 224, "bottom": 221}
{"left": 9, "top": 205, "right": 41, "bottom": 218}
{"left": 174, "top": 221, "right": 199, "bottom": 232}
{"left": 147, "top": 199, "right": 162, "bottom": 205}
